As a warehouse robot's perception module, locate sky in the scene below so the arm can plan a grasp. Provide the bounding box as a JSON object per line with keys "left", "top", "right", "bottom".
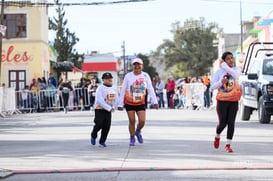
{"left": 47, "top": 0, "right": 273, "bottom": 56}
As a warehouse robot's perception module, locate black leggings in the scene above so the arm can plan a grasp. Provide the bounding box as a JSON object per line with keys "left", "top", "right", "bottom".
{"left": 62, "top": 93, "right": 69, "bottom": 108}
{"left": 216, "top": 101, "right": 238, "bottom": 140}
{"left": 91, "top": 109, "right": 112, "bottom": 144}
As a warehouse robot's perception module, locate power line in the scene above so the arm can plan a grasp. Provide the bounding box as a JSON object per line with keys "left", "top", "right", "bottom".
{"left": 4, "top": 0, "right": 155, "bottom": 7}
{"left": 201, "top": 0, "right": 273, "bottom": 5}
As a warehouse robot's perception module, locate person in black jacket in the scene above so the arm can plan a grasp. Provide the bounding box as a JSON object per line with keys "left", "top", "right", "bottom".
{"left": 59, "top": 79, "right": 73, "bottom": 114}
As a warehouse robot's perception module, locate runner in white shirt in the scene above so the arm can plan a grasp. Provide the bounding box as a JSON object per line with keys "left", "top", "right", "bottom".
{"left": 117, "top": 58, "right": 159, "bottom": 146}
{"left": 211, "top": 52, "right": 242, "bottom": 153}
{"left": 90, "top": 72, "right": 118, "bottom": 147}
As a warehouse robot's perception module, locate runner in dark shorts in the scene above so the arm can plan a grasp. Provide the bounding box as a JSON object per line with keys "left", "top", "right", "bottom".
{"left": 124, "top": 104, "right": 146, "bottom": 112}
{"left": 117, "top": 58, "right": 159, "bottom": 146}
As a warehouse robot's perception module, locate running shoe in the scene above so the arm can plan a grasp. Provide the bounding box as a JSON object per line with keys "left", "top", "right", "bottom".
{"left": 100, "top": 143, "right": 107, "bottom": 147}
{"left": 91, "top": 138, "right": 96, "bottom": 145}
{"left": 214, "top": 137, "right": 220, "bottom": 149}
{"left": 225, "top": 144, "right": 233, "bottom": 152}
{"left": 135, "top": 131, "right": 143, "bottom": 144}
{"left": 129, "top": 137, "right": 135, "bottom": 146}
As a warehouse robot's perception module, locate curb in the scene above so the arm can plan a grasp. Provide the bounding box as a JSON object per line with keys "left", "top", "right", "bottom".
{"left": 10, "top": 166, "right": 273, "bottom": 174}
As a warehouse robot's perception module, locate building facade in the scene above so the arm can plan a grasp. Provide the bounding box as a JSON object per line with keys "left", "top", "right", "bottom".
{"left": 81, "top": 53, "right": 120, "bottom": 87}
{"left": 1, "top": 1, "right": 50, "bottom": 90}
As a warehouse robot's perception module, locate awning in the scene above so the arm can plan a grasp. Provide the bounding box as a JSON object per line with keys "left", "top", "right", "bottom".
{"left": 72, "top": 66, "right": 82, "bottom": 72}
{"left": 81, "top": 62, "right": 117, "bottom": 72}
{"left": 257, "top": 18, "right": 273, "bottom": 26}
{"left": 50, "top": 61, "right": 73, "bottom": 72}
{"left": 249, "top": 29, "right": 263, "bottom": 34}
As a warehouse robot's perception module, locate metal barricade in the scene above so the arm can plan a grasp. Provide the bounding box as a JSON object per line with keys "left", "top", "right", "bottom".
{"left": 73, "top": 87, "right": 83, "bottom": 111}
{"left": 184, "top": 83, "right": 205, "bottom": 110}
{"left": 39, "top": 89, "right": 59, "bottom": 111}
{"left": 14, "top": 85, "right": 111, "bottom": 113}
{"left": 80, "top": 87, "right": 91, "bottom": 110}
{"left": 1, "top": 87, "right": 18, "bottom": 117}
{"left": 16, "top": 89, "right": 39, "bottom": 113}
{"left": 15, "top": 87, "right": 93, "bottom": 113}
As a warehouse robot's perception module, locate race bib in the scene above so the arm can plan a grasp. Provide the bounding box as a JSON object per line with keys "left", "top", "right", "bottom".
{"left": 216, "top": 76, "right": 242, "bottom": 102}
{"left": 133, "top": 92, "right": 143, "bottom": 103}
{"left": 106, "top": 91, "right": 116, "bottom": 107}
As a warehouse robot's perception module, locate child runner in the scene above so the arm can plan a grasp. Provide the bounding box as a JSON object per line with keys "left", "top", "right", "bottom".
{"left": 90, "top": 72, "right": 117, "bottom": 147}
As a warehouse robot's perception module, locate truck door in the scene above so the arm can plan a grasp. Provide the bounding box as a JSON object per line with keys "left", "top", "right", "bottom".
{"left": 244, "top": 60, "right": 260, "bottom": 108}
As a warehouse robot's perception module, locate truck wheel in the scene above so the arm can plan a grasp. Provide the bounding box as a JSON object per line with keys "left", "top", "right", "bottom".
{"left": 258, "top": 97, "right": 271, "bottom": 124}
{"left": 239, "top": 100, "right": 251, "bottom": 121}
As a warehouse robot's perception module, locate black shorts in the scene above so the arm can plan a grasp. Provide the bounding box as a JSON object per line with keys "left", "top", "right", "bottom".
{"left": 124, "top": 104, "right": 146, "bottom": 112}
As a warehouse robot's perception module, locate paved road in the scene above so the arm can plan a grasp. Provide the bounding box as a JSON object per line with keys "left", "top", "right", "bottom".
{"left": 1, "top": 108, "right": 273, "bottom": 180}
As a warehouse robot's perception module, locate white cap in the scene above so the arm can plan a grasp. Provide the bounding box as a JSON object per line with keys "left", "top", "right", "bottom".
{"left": 132, "top": 58, "right": 143, "bottom": 65}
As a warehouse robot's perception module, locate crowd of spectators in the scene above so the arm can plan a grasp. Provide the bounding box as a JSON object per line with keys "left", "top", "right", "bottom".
{"left": 151, "top": 75, "right": 212, "bottom": 110}
{"left": 18, "top": 74, "right": 101, "bottom": 113}
{"left": 15, "top": 73, "right": 213, "bottom": 113}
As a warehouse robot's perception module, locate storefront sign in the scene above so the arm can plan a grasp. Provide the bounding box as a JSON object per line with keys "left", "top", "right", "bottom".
{"left": 1, "top": 45, "right": 33, "bottom": 63}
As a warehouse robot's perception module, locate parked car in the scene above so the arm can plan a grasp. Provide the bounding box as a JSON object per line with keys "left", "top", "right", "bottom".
{"left": 239, "top": 42, "right": 273, "bottom": 124}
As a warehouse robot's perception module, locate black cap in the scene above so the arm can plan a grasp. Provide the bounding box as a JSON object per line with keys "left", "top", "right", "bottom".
{"left": 102, "top": 72, "right": 113, "bottom": 79}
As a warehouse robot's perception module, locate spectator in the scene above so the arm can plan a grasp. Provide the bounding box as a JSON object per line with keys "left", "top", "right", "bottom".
{"left": 45, "top": 81, "right": 57, "bottom": 111}
{"left": 74, "top": 83, "right": 82, "bottom": 111}
{"left": 81, "top": 79, "right": 90, "bottom": 110}
{"left": 174, "top": 86, "right": 184, "bottom": 109}
{"left": 37, "top": 78, "right": 46, "bottom": 90}
{"left": 203, "top": 75, "right": 211, "bottom": 108}
{"left": 88, "top": 78, "right": 99, "bottom": 111}
{"left": 29, "top": 78, "right": 36, "bottom": 90}
{"left": 37, "top": 77, "right": 47, "bottom": 111}
{"left": 68, "top": 81, "right": 74, "bottom": 111}
{"left": 48, "top": 73, "right": 57, "bottom": 88}
{"left": 166, "top": 76, "right": 175, "bottom": 108}
{"left": 42, "top": 77, "right": 47, "bottom": 85}
{"left": 152, "top": 76, "right": 158, "bottom": 92}
{"left": 30, "top": 82, "right": 40, "bottom": 112}
{"left": 20, "top": 85, "right": 30, "bottom": 108}
{"left": 59, "top": 79, "right": 73, "bottom": 114}
{"left": 155, "top": 77, "right": 165, "bottom": 109}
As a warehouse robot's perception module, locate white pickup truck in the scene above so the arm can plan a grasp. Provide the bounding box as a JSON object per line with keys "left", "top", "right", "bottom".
{"left": 239, "top": 42, "right": 273, "bottom": 124}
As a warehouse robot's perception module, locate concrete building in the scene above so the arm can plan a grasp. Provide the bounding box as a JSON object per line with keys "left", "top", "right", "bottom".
{"left": 213, "top": 16, "right": 261, "bottom": 72}
{"left": 0, "top": 0, "right": 50, "bottom": 90}
{"left": 81, "top": 53, "right": 121, "bottom": 87}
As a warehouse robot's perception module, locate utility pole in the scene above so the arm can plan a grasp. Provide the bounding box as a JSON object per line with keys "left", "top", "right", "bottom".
{"left": 122, "top": 40, "right": 126, "bottom": 76}
{"left": 0, "top": 0, "right": 4, "bottom": 82}
{"left": 240, "top": 0, "right": 243, "bottom": 53}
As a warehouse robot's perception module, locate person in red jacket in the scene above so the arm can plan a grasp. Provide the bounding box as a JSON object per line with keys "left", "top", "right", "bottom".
{"left": 166, "top": 76, "right": 175, "bottom": 108}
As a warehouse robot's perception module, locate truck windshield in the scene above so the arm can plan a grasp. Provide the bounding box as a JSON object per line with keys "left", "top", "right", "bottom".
{"left": 263, "top": 59, "right": 273, "bottom": 75}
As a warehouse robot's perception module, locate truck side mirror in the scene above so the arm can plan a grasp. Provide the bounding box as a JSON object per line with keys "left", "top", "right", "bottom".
{"left": 247, "top": 73, "right": 258, "bottom": 80}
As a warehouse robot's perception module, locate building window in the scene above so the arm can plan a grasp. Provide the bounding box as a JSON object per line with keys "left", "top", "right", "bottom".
{"left": 9, "top": 70, "right": 26, "bottom": 90}
{"left": 3, "top": 14, "right": 27, "bottom": 39}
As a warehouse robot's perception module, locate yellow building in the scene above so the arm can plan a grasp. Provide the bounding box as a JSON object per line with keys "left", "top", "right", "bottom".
{"left": 1, "top": 1, "right": 49, "bottom": 90}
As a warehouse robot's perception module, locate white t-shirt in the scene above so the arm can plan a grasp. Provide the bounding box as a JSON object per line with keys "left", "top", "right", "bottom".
{"left": 94, "top": 84, "right": 118, "bottom": 112}
{"left": 118, "top": 72, "right": 158, "bottom": 106}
